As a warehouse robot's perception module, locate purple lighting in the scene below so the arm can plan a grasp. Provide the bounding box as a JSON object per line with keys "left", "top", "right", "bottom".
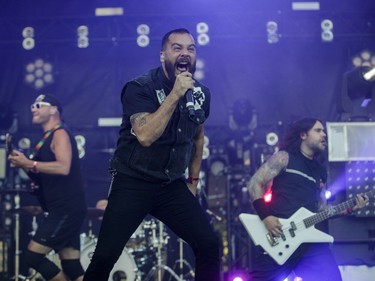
{"left": 227, "top": 271, "right": 248, "bottom": 281}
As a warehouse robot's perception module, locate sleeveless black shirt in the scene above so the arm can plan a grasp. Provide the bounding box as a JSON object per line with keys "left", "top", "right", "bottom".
{"left": 33, "top": 126, "right": 86, "bottom": 214}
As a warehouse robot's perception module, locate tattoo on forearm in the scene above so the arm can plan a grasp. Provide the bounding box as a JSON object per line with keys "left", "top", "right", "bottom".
{"left": 248, "top": 151, "right": 289, "bottom": 200}
{"left": 130, "top": 113, "right": 148, "bottom": 128}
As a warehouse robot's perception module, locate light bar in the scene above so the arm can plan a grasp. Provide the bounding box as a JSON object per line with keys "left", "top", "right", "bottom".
{"left": 95, "top": 7, "right": 124, "bottom": 17}
{"left": 363, "top": 68, "right": 375, "bottom": 81}
{"left": 98, "top": 117, "right": 122, "bottom": 127}
{"left": 292, "top": 2, "right": 320, "bottom": 11}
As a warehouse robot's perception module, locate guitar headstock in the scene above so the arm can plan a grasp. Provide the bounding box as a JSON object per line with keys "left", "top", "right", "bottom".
{"left": 5, "top": 133, "right": 15, "bottom": 156}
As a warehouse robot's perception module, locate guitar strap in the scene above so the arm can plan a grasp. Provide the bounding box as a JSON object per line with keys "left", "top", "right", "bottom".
{"left": 34, "top": 124, "right": 62, "bottom": 152}
{"left": 29, "top": 124, "right": 62, "bottom": 210}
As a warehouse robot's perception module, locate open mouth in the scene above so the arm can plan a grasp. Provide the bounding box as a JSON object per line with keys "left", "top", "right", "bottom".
{"left": 177, "top": 62, "right": 189, "bottom": 72}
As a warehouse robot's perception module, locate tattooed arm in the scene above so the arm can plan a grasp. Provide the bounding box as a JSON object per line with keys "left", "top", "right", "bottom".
{"left": 247, "top": 150, "right": 289, "bottom": 236}
{"left": 130, "top": 71, "right": 194, "bottom": 147}
{"left": 247, "top": 150, "right": 289, "bottom": 201}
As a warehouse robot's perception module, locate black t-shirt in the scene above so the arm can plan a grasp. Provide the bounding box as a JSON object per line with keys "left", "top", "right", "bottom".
{"left": 269, "top": 151, "right": 326, "bottom": 218}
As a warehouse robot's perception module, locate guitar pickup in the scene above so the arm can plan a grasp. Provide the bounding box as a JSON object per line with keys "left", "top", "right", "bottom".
{"left": 289, "top": 221, "right": 297, "bottom": 237}
{"left": 280, "top": 232, "right": 286, "bottom": 241}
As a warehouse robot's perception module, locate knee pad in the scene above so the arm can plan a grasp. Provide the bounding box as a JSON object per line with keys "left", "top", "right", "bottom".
{"left": 61, "top": 259, "right": 85, "bottom": 280}
{"left": 24, "top": 250, "right": 61, "bottom": 280}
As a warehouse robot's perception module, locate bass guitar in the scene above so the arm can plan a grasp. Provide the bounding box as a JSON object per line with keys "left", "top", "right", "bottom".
{"left": 239, "top": 189, "right": 375, "bottom": 265}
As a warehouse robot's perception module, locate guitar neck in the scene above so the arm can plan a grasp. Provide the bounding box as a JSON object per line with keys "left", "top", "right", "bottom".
{"left": 304, "top": 189, "right": 375, "bottom": 228}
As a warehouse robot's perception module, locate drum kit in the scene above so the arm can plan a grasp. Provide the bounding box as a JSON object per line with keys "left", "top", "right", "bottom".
{"left": 6, "top": 204, "right": 194, "bottom": 281}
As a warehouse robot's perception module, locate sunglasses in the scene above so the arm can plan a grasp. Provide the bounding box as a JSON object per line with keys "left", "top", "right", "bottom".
{"left": 31, "top": 102, "right": 52, "bottom": 110}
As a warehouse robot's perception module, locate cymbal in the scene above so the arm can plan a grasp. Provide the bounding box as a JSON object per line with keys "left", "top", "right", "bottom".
{"left": 14, "top": 206, "right": 43, "bottom": 216}
{"left": 86, "top": 207, "right": 105, "bottom": 219}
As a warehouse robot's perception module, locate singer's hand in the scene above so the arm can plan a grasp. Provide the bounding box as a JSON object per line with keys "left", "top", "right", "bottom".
{"left": 173, "top": 71, "right": 194, "bottom": 98}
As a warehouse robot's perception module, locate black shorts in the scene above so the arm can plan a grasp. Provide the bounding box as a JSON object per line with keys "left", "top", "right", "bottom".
{"left": 32, "top": 211, "right": 85, "bottom": 252}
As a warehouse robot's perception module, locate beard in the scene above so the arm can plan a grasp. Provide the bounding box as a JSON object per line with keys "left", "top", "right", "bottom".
{"left": 164, "top": 60, "right": 196, "bottom": 83}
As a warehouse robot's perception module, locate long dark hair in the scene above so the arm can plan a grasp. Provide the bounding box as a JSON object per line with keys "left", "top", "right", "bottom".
{"left": 278, "top": 117, "right": 322, "bottom": 155}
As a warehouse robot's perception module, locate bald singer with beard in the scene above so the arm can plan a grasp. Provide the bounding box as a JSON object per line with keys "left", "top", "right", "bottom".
{"left": 83, "top": 28, "right": 221, "bottom": 281}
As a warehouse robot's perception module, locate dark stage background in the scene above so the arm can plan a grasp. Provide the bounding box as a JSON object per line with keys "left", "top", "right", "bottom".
{"left": 1, "top": 0, "right": 375, "bottom": 280}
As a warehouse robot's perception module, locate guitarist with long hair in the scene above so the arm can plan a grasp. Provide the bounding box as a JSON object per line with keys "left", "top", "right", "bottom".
{"left": 246, "top": 117, "right": 369, "bottom": 281}
{"left": 8, "top": 94, "right": 87, "bottom": 281}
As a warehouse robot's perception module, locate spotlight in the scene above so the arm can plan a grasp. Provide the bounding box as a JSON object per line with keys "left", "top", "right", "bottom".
{"left": 78, "top": 37, "right": 89, "bottom": 48}
{"left": 34, "top": 79, "right": 45, "bottom": 89}
{"left": 22, "top": 27, "right": 35, "bottom": 50}
{"left": 196, "top": 22, "right": 209, "bottom": 34}
{"left": 321, "top": 19, "right": 333, "bottom": 30}
{"left": 345, "top": 66, "right": 375, "bottom": 103}
{"left": 136, "top": 35, "right": 150, "bottom": 47}
{"left": 196, "top": 22, "right": 210, "bottom": 46}
{"left": 197, "top": 33, "right": 210, "bottom": 46}
{"left": 77, "top": 25, "right": 89, "bottom": 48}
{"left": 77, "top": 25, "right": 89, "bottom": 37}
{"left": 266, "top": 132, "right": 279, "bottom": 146}
{"left": 267, "top": 21, "right": 278, "bottom": 33}
{"left": 266, "top": 21, "right": 280, "bottom": 44}
{"left": 136, "top": 25, "right": 150, "bottom": 47}
{"left": 363, "top": 67, "right": 375, "bottom": 81}
{"left": 22, "top": 27, "right": 34, "bottom": 38}
{"left": 24, "top": 58, "right": 54, "bottom": 89}
{"left": 351, "top": 50, "right": 375, "bottom": 68}
{"left": 22, "top": 38, "right": 35, "bottom": 50}
{"left": 325, "top": 189, "right": 332, "bottom": 200}
{"left": 194, "top": 59, "right": 205, "bottom": 80}
{"left": 338, "top": 65, "right": 375, "bottom": 120}
{"left": 137, "top": 24, "right": 150, "bottom": 35}
{"left": 321, "top": 30, "right": 333, "bottom": 42}
{"left": 321, "top": 19, "right": 334, "bottom": 42}
{"left": 226, "top": 271, "right": 248, "bottom": 281}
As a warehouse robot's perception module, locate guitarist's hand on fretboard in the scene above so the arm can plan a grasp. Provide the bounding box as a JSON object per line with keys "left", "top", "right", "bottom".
{"left": 263, "top": 215, "right": 283, "bottom": 237}
{"left": 350, "top": 193, "right": 369, "bottom": 213}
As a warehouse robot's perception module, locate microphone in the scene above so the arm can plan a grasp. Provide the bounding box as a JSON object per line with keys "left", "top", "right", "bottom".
{"left": 185, "top": 89, "right": 195, "bottom": 117}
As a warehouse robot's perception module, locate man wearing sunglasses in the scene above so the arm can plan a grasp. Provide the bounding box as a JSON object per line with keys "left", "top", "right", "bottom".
{"left": 8, "top": 94, "right": 87, "bottom": 281}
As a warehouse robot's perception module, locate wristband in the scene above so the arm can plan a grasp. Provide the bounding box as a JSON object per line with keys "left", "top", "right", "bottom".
{"left": 186, "top": 176, "right": 199, "bottom": 184}
{"left": 253, "top": 198, "right": 271, "bottom": 220}
{"left": 32, "top": 161, "right": 39, "bottom": 173}
{"left": 345, "top": 208, "right": 353, "bottom": 215}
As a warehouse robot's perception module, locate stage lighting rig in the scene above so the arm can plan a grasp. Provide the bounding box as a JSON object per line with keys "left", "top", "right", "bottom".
{"left": 136, "top": 24, "right": 150, "bottom": 47}
{"left": 196, "top": 22, "right": 210, "bottom": 46}
{"left": 338, "top": 66, "right": 375, "bottom": 121}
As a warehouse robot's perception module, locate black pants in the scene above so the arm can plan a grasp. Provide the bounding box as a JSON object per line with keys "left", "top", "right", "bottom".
{"left": 83, "top": 172, "right": 221, "bottom": 281}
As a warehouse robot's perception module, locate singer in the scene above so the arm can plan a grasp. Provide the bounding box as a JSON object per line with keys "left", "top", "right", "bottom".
{"left": 83, "top": 28, "right": 220, "bottom": 281}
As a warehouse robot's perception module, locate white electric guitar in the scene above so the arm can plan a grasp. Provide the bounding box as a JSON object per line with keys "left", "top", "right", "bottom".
{"left": 239, "top": 189, "right": 375, "bottom": 265}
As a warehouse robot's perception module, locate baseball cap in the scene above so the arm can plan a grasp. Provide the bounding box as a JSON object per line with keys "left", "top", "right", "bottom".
{"left": 35, "top": 94, "right": 63, "bottom": 114}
